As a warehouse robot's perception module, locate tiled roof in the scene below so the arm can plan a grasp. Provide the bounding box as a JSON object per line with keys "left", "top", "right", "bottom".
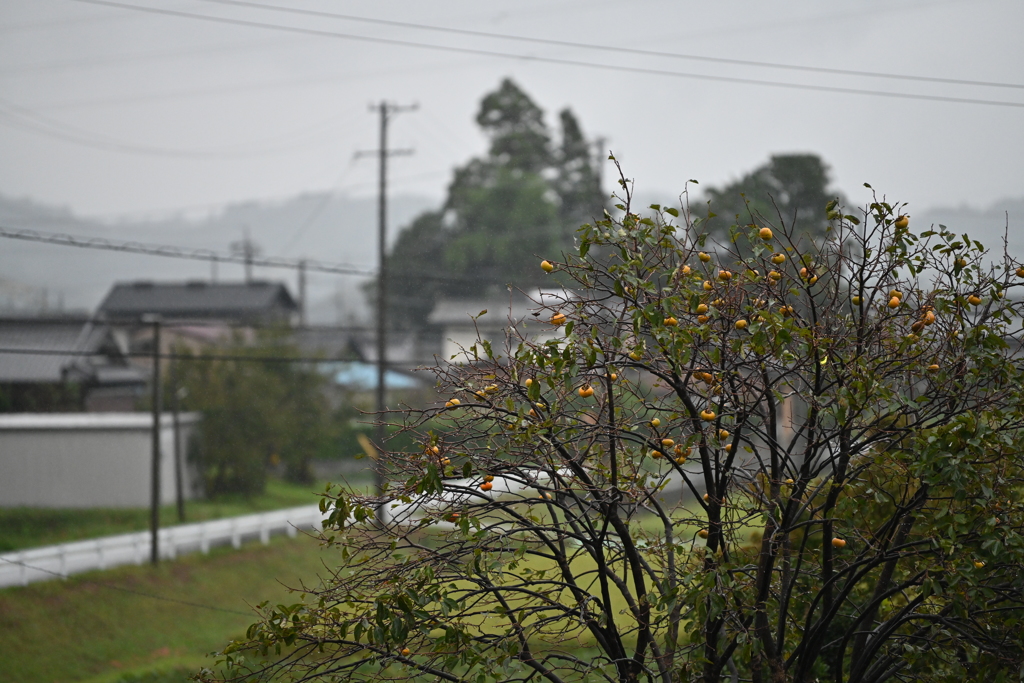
{"left": 0, "top": 316, "right": 122, "bottom": 383}
{"left": 98, "top": 280, "right": 297, "bottom": 321}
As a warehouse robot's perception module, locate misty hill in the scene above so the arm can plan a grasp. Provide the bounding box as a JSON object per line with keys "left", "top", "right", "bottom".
{"left": 914, "top": 197, "right": 1024, "bottom": 255}
{"left": 2, "top": 190, "right": 1021, "bottom": 323}
{"left": 0, "top": 191, "right": 436, "bottom": 323}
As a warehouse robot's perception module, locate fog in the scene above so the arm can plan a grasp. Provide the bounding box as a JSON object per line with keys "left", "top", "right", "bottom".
{"left": 1, "top": 0, "right": 1022, "bottom": 314}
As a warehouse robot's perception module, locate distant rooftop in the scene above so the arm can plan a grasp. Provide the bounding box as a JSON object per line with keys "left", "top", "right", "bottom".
{"left": 0, "top": 317, "right": 132, "bottom": 384}
{"left": 428, "top": 289, "right": 577, "bottom": 327}
{"left": 98, "top": 280, "right": 298, "bottom": 323}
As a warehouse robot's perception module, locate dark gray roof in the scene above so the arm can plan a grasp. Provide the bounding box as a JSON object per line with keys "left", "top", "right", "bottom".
{"left": 98, "top": 280, "right": 297, "bottom": 322}
{"left": 0, "top": 316, "right": 134, "bottom": 384}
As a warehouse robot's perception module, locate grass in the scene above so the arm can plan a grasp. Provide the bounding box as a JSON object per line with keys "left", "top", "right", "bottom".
{"left": 0, "top": 476, "right": 374, "bottom": 552}
{"left": 0, "top": 533, "right": 330, "bottom": 683}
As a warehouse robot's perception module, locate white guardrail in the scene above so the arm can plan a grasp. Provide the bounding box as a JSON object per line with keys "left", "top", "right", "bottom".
{"left": 0, "top": 504, "right": 324, "bottom": 589}
{"left": 0, "top": 467, "right": 704, "bottom": 590}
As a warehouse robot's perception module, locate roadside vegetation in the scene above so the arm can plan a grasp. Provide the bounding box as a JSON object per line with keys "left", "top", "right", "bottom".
{"left": 0, "top": 534, "right": 326, "bottom": 683}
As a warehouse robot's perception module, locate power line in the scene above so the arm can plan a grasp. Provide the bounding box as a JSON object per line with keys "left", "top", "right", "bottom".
{"left": 279, "top": 161, "right": 360, "bottom": 255}
{"left": 195, "top": 0, "right": 1024, "bottom": 92}
{"left": 0, "top": 556, "right": 254, "bottom": 616}
{"left": 24, "top": 55, "right": 477, "bottom": 113}
{"left": 0, "top": 225, "right": 375, "bottom": 276}
{"left": 0, "top": 346, "right": 440, "bottom": 367}
{"left": 0, "top": 35, "right": 301, "bottom": 77}
{"left": 0, "top": 9, "right": 138, "bottom": 35}
{"left": 0, "top": 96, "right": 359, "bottom": 159}
{"left": 0, "top": 316, "right": 378, "bottom": 333}
{"left": 0, "top": 224, "right": 544, "bottom": 287}
{"left": 69, "top": 0, "right": 1024, "bottom": 109}
{"left": 78, "top": 168, "right": 448, "bottom": 224}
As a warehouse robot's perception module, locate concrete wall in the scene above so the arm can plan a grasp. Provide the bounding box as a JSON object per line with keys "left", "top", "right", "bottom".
{"left": 0, "top": 412, "right": 200, "bottom": 508}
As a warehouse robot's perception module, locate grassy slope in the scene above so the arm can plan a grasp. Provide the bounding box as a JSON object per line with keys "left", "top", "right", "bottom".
{"left": 0, "top": 477, "right": 368, "bottom": 552}
{"left": 0, "top": 534, "right": 331, "bottom": 683}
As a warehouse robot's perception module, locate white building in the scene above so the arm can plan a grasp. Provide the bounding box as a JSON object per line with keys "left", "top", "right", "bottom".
{"left": 428, "top": 289, "right": 575, "bottom": 363}
{"left": 0, "top": 412, "right": 200, "bottom": 508}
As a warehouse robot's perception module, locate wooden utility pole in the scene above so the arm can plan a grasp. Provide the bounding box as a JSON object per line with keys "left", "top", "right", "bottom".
{"left": 172, "top": 368, "right": 186, "bottom": 523}
{"left": 298, "top": 259, "right": 307, "bottom": 327}
{"left": 144, "top": 315, "right": 162, "bottom": 565}
{"left": 356, "top": 101, "right": 416, "bottom": 521}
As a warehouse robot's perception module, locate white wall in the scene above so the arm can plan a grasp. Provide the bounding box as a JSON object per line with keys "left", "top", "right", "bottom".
{"left": 0, "top": 413, "right": 200, "bottom": 508}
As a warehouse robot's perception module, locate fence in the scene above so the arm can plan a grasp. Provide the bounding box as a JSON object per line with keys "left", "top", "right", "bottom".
{"left": 0, "top": 504, "right": 324, "bottom": 589}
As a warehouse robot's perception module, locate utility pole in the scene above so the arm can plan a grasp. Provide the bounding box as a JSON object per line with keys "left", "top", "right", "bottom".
{"left": 243, "top": 227, "right": 253, "bottom": 283}
{"left": 356, "top": 101, "right": 416, "bottom": 521}
{"left": 172, "top": 366, "right": 186, "bottom": 523}
{"left": 143, "top": 314, "right": 162, "bottom": 565}
{"left": 230, "top": 227, "right": 260, "bottom": 284}
{"left": 298, "top": 259, "right": 307, "bottom": 327}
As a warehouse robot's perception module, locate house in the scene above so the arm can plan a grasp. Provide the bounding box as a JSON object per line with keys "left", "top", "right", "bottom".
{"left": 427, "top": 289, "right": 575, "bottom": 363}
{"left": 0, "top": 313, "right": 145, "bottom": 412}
{"left": 97, "top": 280, "right": 299, "bottom": 326}
{"left": 96, "top": 280, "right": 301, "bottom": 375}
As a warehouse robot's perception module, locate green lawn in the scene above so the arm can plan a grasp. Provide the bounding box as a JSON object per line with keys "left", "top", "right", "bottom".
{"left": 0, "top": 476, "right": 369, "bottom": 552}
{"left": 0, "top": 533, "right": 330, "bottom": 683}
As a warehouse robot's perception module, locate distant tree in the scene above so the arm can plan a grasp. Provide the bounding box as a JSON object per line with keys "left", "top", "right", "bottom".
{"left": 380, "top": 211, "right": 447, "bottom": 332}
{"left": 475, "top": 78, "right": 552, "bottom": 174}
{"left": 554, "top": 109, "right": 606, "bottom": 243}
{"left": 702, "top": 154, "right": 841, "bottom": 251}
{"left": 384, "top": 79, "right": 605, "bottom": 330}
{"left": 440, "top": 162, "right": 561, "bottom": 297}
{"left": 173, "top": 332, "right": 333, "bottom": 494}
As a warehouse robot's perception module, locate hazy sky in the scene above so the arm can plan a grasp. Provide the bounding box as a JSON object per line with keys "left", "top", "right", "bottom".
{"left": 0, "top": 0, "right": 1021, "bottom": 223}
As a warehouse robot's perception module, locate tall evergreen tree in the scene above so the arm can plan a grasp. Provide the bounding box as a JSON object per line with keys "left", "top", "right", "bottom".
{"left": 702, "top": 153, "right": 841, "bottom": 247}
{"left": 475, "top": 78, "right": 552, "bottom": 174}
{"left": 382, "top": 79, "right": 605, "bottom": 331}
{"left": 554, "top": 109, "right": 605, "bottom": 243}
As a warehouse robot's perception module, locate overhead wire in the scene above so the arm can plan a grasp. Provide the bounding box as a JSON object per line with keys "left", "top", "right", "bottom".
{"left": 0, "top": 96, "right": 364, "bottom": 159}
{"left": 279, "top": 158, "right": 363, "bottom": 255}
{"left": 0, "top": 224, "right": 543, "bottom": 288}
{"left": 0, "top": 316, "right": 377, "bottom": 332}
{"left": 0, "top": 556, "right": 254, "bottom": 616}
{"left": 68, "top": 0, "right": 1024, "bottom": 109}
{"left": 194, "top": 0, "right": 1024, "bottom": 91}
{"left": 0, "top": 8, "right": 139, "bottom": 35}
{"left": 0, "top": 225, "right": 375, "bottom": 276}
{"left": 75, "top": 167, "right": 448, "bottom": 223}
{"left": 27, "top": 54, "right": 478, "bottom": 112}
{"left": 0, "top": 35, "right": 305, "bottom": 77}
{"left": 0, "top": 346, "right": 441, "bottom": 367}
{"left": 279, "top": 170, "right": 451, "bottom": 255}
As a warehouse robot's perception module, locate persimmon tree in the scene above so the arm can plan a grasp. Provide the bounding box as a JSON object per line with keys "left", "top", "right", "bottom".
{"left": 202, "top": 167, "right": 1024, "bottom": 683}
